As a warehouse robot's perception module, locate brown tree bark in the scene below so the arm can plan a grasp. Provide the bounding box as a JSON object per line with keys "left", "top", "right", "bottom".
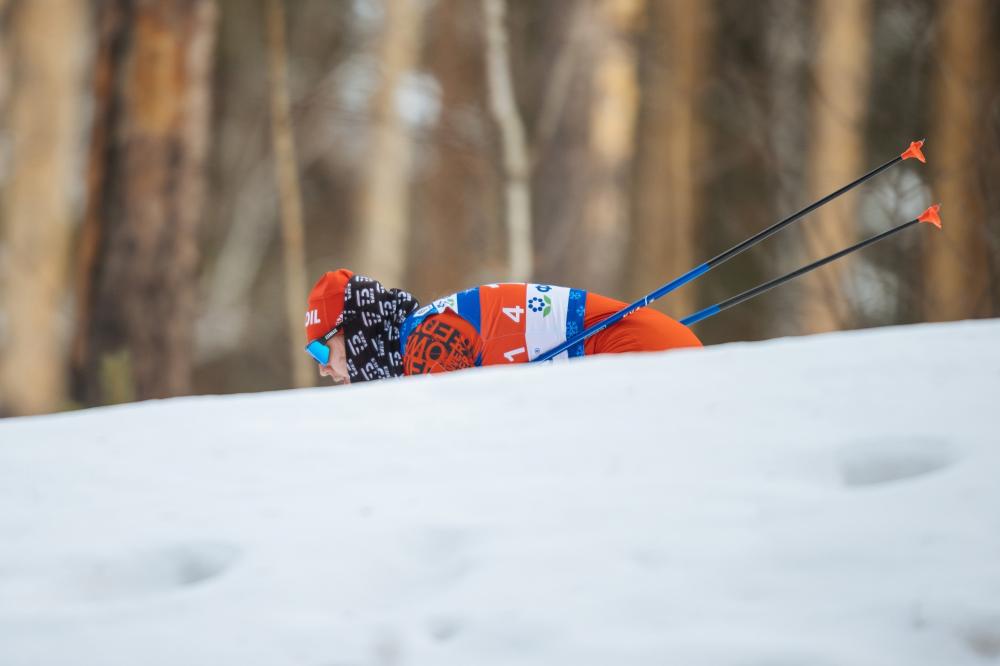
{"left": 925, "top": 0, "right": 990, "bottom": 321}
{"left": 524, "top": 1, "right": 639, "bottom": 295}
{"left": 630, "top": 0, "right": 710, "bottom": 316}
{"left": 579, "top": 0, "right": 643, "bottom": 296}
{"left": 410, "top": 0, "right": 493, "bottom": 299}
{"left": 356, "top": 0, "right": 422, "bottom": 289}
{"left": 73, "top": 0, "right": 218, "bottom": 405}
{"left": 799, "top": 0, "right": 872, "bottom": 334}
{"left": 764, "top": 0, "right": 810, "bottom": 338}
{"left": 0, "top": 0, "right": 89, "bottom": 416}
{"left": 265, "top": 0, "right": 311, "bottom": 389}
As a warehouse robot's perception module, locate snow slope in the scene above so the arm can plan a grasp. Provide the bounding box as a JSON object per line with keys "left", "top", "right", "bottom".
{"left": 1, "top": 320, "right": 999, "bottom": 666}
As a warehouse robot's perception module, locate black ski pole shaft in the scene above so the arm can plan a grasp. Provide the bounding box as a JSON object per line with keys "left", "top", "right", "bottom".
{"left": 532, "top": 140, "right": 926, "bottom": 362}
{"left": 704, "top": 139, "right": 927, "bottom": 270}
{"left": 681, "top": 204, "right": 942, "bottom": 326}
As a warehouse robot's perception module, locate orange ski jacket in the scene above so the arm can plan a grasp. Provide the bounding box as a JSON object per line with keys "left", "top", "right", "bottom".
{"left": 400, "top": 283, "right": 701, "bottom": 375}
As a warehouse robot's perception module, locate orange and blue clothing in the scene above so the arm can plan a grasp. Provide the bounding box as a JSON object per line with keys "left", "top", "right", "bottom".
{"left": 400, "top": 283, "right": 701, "bottom": 375}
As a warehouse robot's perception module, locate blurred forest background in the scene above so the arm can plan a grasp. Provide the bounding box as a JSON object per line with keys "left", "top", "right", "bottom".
{"left": 0, "top": 0, "right": 998, "bottom": 417}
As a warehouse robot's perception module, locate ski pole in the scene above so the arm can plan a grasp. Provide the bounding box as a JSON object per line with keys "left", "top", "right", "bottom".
{"left": 680, "top": 205, "right": 942, "bottom": 326}
{"left": 533, "top": 139, "right": 927, "bottom": 362}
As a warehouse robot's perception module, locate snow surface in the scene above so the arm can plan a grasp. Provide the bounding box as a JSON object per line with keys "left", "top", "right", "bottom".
{"left": 1, "top": 319, "right": 999, "bottom": 666}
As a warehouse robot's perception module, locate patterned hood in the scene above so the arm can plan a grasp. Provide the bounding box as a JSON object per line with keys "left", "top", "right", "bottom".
{"left": 340, "top": 275, "right": 419, "bottom": 382}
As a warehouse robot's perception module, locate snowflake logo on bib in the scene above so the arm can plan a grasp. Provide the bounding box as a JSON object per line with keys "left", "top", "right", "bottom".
{"left": 528, "top": 295, "right": 553, "bottom": 317}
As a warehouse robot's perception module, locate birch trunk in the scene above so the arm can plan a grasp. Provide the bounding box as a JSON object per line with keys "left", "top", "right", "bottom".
{"left": 483, "top": 0, "right": 532, "bottom": 282}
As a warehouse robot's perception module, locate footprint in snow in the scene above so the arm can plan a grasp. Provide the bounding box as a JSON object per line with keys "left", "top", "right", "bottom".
{"left": 0, "top": 541, "right": 239, "bottom": 608}
{"left": 836, "top": 436, "right": 958, "bottom": 487}
{"left": 962, "top": 616, "right": 1000, "bottom": 659}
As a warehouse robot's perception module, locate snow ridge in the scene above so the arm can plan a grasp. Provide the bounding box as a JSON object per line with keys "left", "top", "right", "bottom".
{"left": 1, "top": 319, "right": 999, "bottom": 666}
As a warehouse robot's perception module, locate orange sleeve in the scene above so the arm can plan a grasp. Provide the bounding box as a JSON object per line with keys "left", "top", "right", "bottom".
{"left": 582, "top": 292, "right": 702, "bottom": 355}
{"left": 402, "top": 311, "right": 484, "bottom": 375}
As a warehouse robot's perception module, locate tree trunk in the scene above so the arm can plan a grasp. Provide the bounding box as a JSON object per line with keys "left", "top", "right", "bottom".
{"left": 483, "top": 0, "right": 533, "bottom": 282}
{"left": 265, "top": 0, "right": 311, "bottom": 388}
{"left": 410, "top": 0, "right": 492, "bottom": 298}
{"left": 0, "top": 0, "right": 89, "bottom": 416}
{"left": 800, "top": 0, "right": 871, "bottom": 334}
{"left": 579, "top": 0, "right": 642, "bottom": 296}
{"left": 765, "top": 0, "right": 810, "bottom": 337}
{"left": 73, "top": 0, "right": 218, "bottom": 405}
{"left": 925, "top": 0, "right": 990, "bottom": 321}
{"left": 356, "top": 0, "right": 422, "bottom": 289}
{"left": 630, "top": 0, "right": 709, "bottom": 315}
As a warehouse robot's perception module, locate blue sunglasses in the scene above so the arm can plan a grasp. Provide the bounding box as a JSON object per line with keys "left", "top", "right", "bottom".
{"left": 304, "top": 321, "right": 345, "bottom": 365}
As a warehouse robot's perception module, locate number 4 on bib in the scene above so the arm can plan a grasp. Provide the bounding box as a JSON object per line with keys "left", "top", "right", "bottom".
{"left": 502, "top": 306, "right": 524, "bottom": 323}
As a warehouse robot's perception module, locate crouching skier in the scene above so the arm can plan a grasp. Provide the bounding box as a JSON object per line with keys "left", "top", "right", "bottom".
{"left": 303, "top": 269, "right": 702, "bottom": 385}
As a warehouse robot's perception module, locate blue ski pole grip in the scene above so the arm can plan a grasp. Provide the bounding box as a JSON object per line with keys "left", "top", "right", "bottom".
{"left": 680, "top": 304, "right": 720, "bottom": 327}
